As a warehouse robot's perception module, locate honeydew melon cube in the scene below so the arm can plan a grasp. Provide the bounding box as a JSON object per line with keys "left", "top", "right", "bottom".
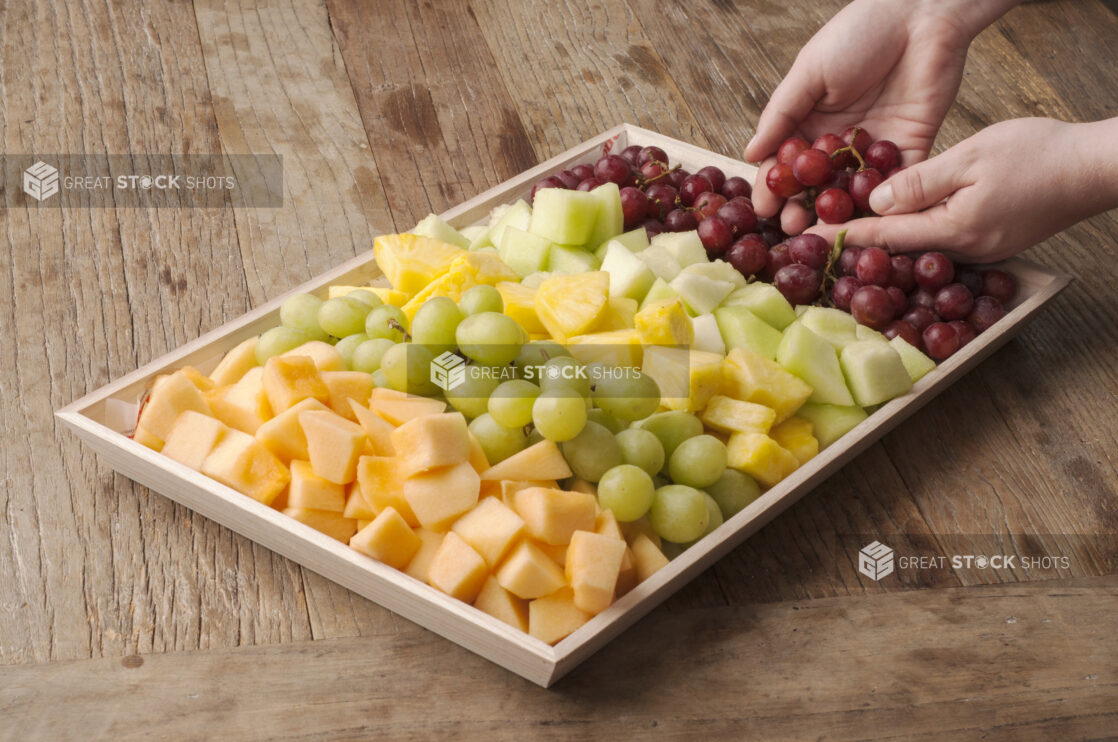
{"left": 298, "top": 409, "right": 367, "bottom": 484}
{"left": 262, "top": 355, "right": 329, "bottom": 414}
{"left": 639, "top": 277, "right": 679, "bottom": 309}
{"left": 714, "top": 305, "right": 783, "bottom": 360}
{"left": 209, "top": 337, "right": 259, "bottom": 386}
{"left": 890, "top": 336, "right": 937, "bottom": 382}
{"left": 839, "top": 340, "right": 913, "bottom": 406}
{"left": 281, "top": 341, "right": 346, "bottom": 372}
{"left": 691, "top": 313, "right": 726, "bottom": 355}
{"left": 601, "top": 241, "right": 655, "bottom": 301}
{"left": 473, "top": 576, "right": 529, "bottom": 632}
{"left": 201, "top": 429, "right": 290, "bottom": 505}
{"left": 529, "top": 188, "right": 601, "bottom": 246}
{"left": 256, "top": 397, "right": 331, "bottom": 462}
{"left": 520, "top": 271, "right": 552, "bottom": 289}
{"left": 721, "top": 283, "right": 796, "bottom": 330}
{"left": 595, "top": 227, "right": 649, "bottom": 259}
{"left": 700, "top": 395, "right": 777, "bottom": 435}
{"left": 282, "top": 507, "right": 357, "bottom": 542}
{"left": 856, "top": 325, "right": 888, "bottom": 343}
{"left": 459, "top": 224, "right": 488, "bottom": 243}
{"left": 629, "top": 533, "right": 670, "bottom": 582}
{"left": 651, "top": 230, "right": 707, "bottom": 268}
{"left": 720, "top": 348, "right": 813, "bottom": 425}
{"left": 776, "top": 323, "right": 856, "bottom": 406}
{"left": 368, "top": 388, "right": 447, "bottom": 426}
{"left": 349, "top": 506, "right": 422, "bottom": 569}
{"left": 512, "top": 487, "right": 597, "bottom": 546}
{"left": 726, "top": 432, "right": 800, "bottom": 488}
{"left": 641, "top": 345, "right": 724, "bottom": 413}
{"left": 451, "top": 496, "right": 525, "bottom": 567}
{"left": 480, "top": 440, "right": 573, "bottom": 481}
{"left": 287, "top": 459, "right": 346, "bottom": 512}
{"left": 207, "top": 367, "right": 271, "bottom": 435}
{"left": 390, "top": 412, "right": 470, "bottom": 476}
{"left": 799, "top": 307, "right": 860, "bottom": 349}
{"left": 637, "top": 245, "right": 682, "bottom": 282}
{"left": 496, "top": 539, "right": 567, "bottom": 600}
{"left": 794, "top": 305, "right": 810, "bottom": 317}
{"left": 547, "top": 244, "right": 600, "bottom": 274}
{"left": 410, "top": 213, "right": 471, "bottom": 250}
{"left": 403, "top": 528, "right": 445, "bottom": 583}
{"left": 681, "top": 259, "right": 747, "bottom": 289}
{"left": 634, "top": 297, "right": 693, "bottom": 347}
{"left": 670, "top": 273, "right": 736, "bottom": 316}
{"left": 795, "top": 402, "right": 868, "bottom": 448}
{"left": 403, "top": 460, "right": 481, "bottom": 531}
{"left": 161, "top": 411, "right": 230, "bottom": 471}
{"left": 583, "top": 182, "right": 624, "bottom": 251}
{"left": 770, "top": 417, "right": 819, "bottom": 465}
{"left": 357, "top": 455, "right": 417, "bottom": 526}
{"left": 529, "top": 587, "right": 590, "bottom": 645}
{"left": 342, "top": 481, "right": 377, "bottom": 520}
{"left": 484, "top": 199, "right": 531, "bottom": 252}
{"left": 138, "top": 370, "right": 214, "bottom": 442}
{"left": 498, "top": 226, "right": 552, "bottom": 278}
{"left": 427, "top": 531, "right": 489, "bottom": 603}
{"left": 566, "top": 530, "right": 626, "bottom": 614}
{"left": 346, "top": 400, "right": 396, "bottom": 456}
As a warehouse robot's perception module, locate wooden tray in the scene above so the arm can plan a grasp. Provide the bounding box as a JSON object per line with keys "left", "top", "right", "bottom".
{"left": 56, "top": 124, "right": 1071, "bottom": 687}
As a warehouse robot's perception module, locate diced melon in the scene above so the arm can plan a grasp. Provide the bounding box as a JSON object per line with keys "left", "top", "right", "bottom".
{"left": 639, "top": 276, "right": 679, "bottom": 309}
{"left": 547, "top": 244, "right": 600, "bottom": 274}
{"left": 160, "top": 411, "right": 229, "bottom": 471}
{"left": 601, "top": 240, "right": 655, "bottom": 301}
{"left": 281, "top": 341, "right": 345, "bottom": 372}
{"left": 179, "top": 366, "right": 215, "bottom": 392}
{"left": 373, "top": 232, "right": 465, "bottom": 295}
{"left": 720, "top": 348, "right": 812, "bottom": 424}
{"left": 529, "top": 587, "right": 590, "bottom": 645}
{"left": 486, "top": 199, "right": 532, "bottom": 252}
{"left": 404, "top": 461, "right": 480, "bottom": 531}
{"left": 629, "top": 533, "right": 670, "bottom": 582}
{"left": 347, "top": 400, "right": 396, "bottom": 456}
{"left": 467, "top": 433, "right": 490, "bottom": 474}
{"left": 451, "top": 496, "right": 525, "bottom": 567}
{"left": 512, "top": 487, "right": 597, "bottom": 546}
{"left": 621, "top": 517, "right": 661, "bottom": 548}
{"left": 777, "top": 323, "right": 855, "bottom": 406}
{"left": 721, "top": 283, "right": 796, "bottom": 330}
{"left": 890, "top": 336, "right": 937, "bottom": 382}
{"left": 840, "top": 340, "right": 913, "bottom": 406}
{"left": 583, "top": 182, "right": 624, "bottom": 251}
{"left": 770, "top": 417, "right": 819, "bottom": 465}
{"left": 287, "top": 459, "right": 346, "bottom": 512}
{"left": 799, "top": 307, "right": 859, "bottom": 349}
{"left": 681, "top": 259, "right": 747, "bottom": 289}
{"left": 714, "top": 305, "right": 783, "bottom": 360}
{"left": 700, "top": 395, "right": 776, "bottom": 435}
{"left": 283, "top": 507, "right": 357, "bottom": 542}
{"left": 427, "top": 531, "right": 489, "bottom": 603}
{"left": 637, "top": 245, "right": 682, "bottom": 282}
{"left": 209, "top": 337, "right": 259, "bottom": 386}
{"left": 495, "top": 282, "right": 547, "bottom": 336}
{"left": 856, "top": 324, "right": 888, "bottom": 343}
{"left": 349, "top": 506, "right": 422, "bottom": 569}
{"left": 321, "top": 371, "right": 373, "bottom": 421}
{"left": 691, "top": 313, "right": 726, "bottom": 355}
{"left": 138, "top": 370, "right": 213, "bottom": 442}
{"left": 481, "top": 440, "right": 572, "bottom": 481}
{"left": 201, "top": 429, "right": 290, "bottom": 505}
{"left": 498, "top": 479, "right": 559, "bottom": 508}
{"left": 298, "top": 409, "right": 367, "bottom": 484}
{"left": 594, "top": 509, "right": 625, "bottom": 541}
{"left": 566, "top": 329, "right": 643, "bottom": 369}
{"left": 726, "top": 432, "right": 800, "bottom": 488}
{"left": 262, "top": 355, "right": 329, "bottom": 414}
{"left": 473, "top": 576, "right": 529, "bottom": 632}
{"left": 567, "top": 478, "right": 598, "bottom": 496}
{"left": 498, "top": 225, "right": 552, "bottom": 278}
{"left": 342, "top": 481, "right": 377, "bottom": 520}
{"left": 403, "top": 528, "right": 444, "bottom": 583}
{"left": 206, "top": 368, "right": 270, "bottom": 435}
{"left": 651, "top": 230, "right": 707, "bottom": 268}
{"left": 615, "top": 547, "right": 638, "bottom": 597}
{"left": 595, "top": 227, "right": 649, "bottom": 257}
{"left": 566, "top": 530, "right": 626, "bottom": 614}
{"left": 529, "top": 188, "right": 601, "bottom": 246}
{"left": 410, "top": 213, "right": 470, "bottom": 249}
{"left": 391, "top": 412, "right": 470, "bottom": 476}
{"left": 132, "top": 424, "right": 164, "bottom": 451}
{"left": 634, "top": 297, "right": 693, "bottom": 347}
{"left": 641, "top": 346, "right": 724, "bottom": 413}
{"left": 795, "top": 402, "right": 868, "bottom": 449}
{"left": 670, "top": 272, "right": 735, "bottom": 316}
{"left": 496, "top": 539, "right": 567, "bottom": 599}
{"left": 368, "top": 388, "right": 447, "bottom": 425}
{"left": 255, "top": 397, "right": 330, "bottom": 463}
{"left": 534, "top": 271, "right": 610, "bottom": 342}
{"left": 459, "top": 224, "right": 488, "bottom": 244}
{"left": 536, "top": 541, "right": 569, "bottom": 567}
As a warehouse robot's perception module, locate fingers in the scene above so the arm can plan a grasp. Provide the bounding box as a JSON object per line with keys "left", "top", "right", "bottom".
{"left": 744, "top": 64, "right": 822, "bottom": 162}
{"left": 751, "top": 156, "right": 783, "bottom": 218}
{"left": 780, "top": 199, "right": 814, "bottom": 235}
{"left": 869, "top": 147, "right": 970, "bottom": 215}
{"left": 806, "top": 206, "right": 953, "bottom": 254}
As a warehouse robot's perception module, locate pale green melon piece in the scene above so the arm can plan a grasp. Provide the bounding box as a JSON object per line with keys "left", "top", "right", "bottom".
{"left": 889, "top": 336, "right": 937, "bottom": 382}
{"left": 529, "top": 189, "right": 600, "bottom": 246}
{"left": 600, "top": 241, "right": 655, "bottom": 301}
{"left": 638, "top": 244, "right": 683, "bottom": 282}
{"left": 499, "top": 226, "right": 552, "bottom": 278}
{"left": 595, "top": 227, "right": 650, "bottom": 259}
{"left": 521, "top": 271, "right": 553, "bottom": 289}
{"left": 797, "top": 402, "right": 868, "bottom": 448}
{"left": 794, "top": 304, "right": 810, "bottom": 317}
{"left": 459, "top": 224, "right": 488, "bottom": 242}
{"left": 721, "top": 283, "right": 797, "bottom": 330}
{"left": 410, "top": 213, "right": 471, "bottom": 249}
{"left": 777, "top": 323, "right": 855, "bottom": 406}
{"left": 681, "top": 259, "right": 747, "bottom": 289}
{"left": 713, "top": 305, "right": 783, "bottom": 361}
{"left": 473, "top": 246, "right": 499, "bottom": 255}
{"left": 651, "top": 230, "right": 707, "bottom": 268}
{"left": 670, "top": 273, "right": 735, "bottom": 316}
{"left": 639, "top": 277, "right": 679, "bottom": 309}
{"left": 547, "top": 244, "right": 599, "bottom": 274}
{"left": 583, "top": 182, "right": 624, "bottom": 250}
{"left": 856, "top": 324, "right": 888, "bottom": 343}
{"left": 839, "top": 340, "right": 913, "bottom": 406}
{"left": 800, "top": 306, "right": 859, "bottom": 349}
{"left": 481, "top": 199, "right": 531, "bottom": 251}
{"left": 692, "top": 313, "right": 726, "bottom": 355}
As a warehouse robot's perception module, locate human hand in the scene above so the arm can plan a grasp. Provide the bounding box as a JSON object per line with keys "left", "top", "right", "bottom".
{"left": 743, "top": 0, "right": 1019, "bottom": 234}
{"left": 807, "top": 117, "right": 1118, "bottom": 261}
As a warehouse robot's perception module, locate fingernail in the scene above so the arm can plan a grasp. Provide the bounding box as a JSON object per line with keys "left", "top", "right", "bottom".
{"left": 869, "top": 183, "right": 894, "bottom": 214}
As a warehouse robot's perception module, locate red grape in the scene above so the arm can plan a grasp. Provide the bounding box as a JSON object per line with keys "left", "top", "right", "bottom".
{"left": 922, "top": 322, "right": 959, "bottom": 359}
{"left": 850, "top": 168, "right": 884, "bottom": 212}
{"left": 645, "top": 183, "right": 678, "bottom": 219}
{"left": 638, "top": 146, "right": 668, "bottom": 167}
{"left": 696, "top": 166, "right": 726, "bottom": 193}
{"left": 914, "top": 251, "right": 954, "bottom": 291}
{"left": 757, "top": 219, "right": 784, "bottom": 247}
{"left": 777, "top": 137, "right": 811, "bottom": 166}
{"left": 934, "top": 283, "right": 974, "bottom": 321}
{"left": 765, "top": 242, "right": 793, "bottom": 279}
{"left": 886, "top": 286, "right": 907, "bottom": 316}
{"left": 698, "top": 216, "right": 734, "bottom": 256}
{"left": 620, "top": 186, "right": 649, "bottom": 230}
{"left": 865, "top": 140, "right": 901, "bottom": 173}
{"left": 950, "top": 320, "right": 976, "bottom": 348}
{"left": 956, "top": 267, "right": 983, "bottom": 295}
{"left": 850, "top": 285, "right": 894, "bottom": 329}
{"left": 721, "top": 176, "right": 751, "bottom": 200}
{"left": 642, "top": 218, "right": 666, "bottom": 240}
{"left": 903, "top": 305, "right": 937, "bottom": 332}
{"left": 640, "top": 161, "right": 668, "bottom": 182}
{"left": 908, "top": 288, "right": 935, "bottom": 310}
{"left": 792, "top": 148, "right": 833, "bottom": 187}
{"left": 531, "top": 176, "right": 564, "bottom": 202}
{"left": 821, "top": 169, "right": 851, "bottom": 191}
{"left": 765, "top": 164, "right": 803, "bottom": 199}
{"left": 694, "top": 191, "right": 728, "bottom": 219}
{"left": 812, "top": 133, "right": 844, "bottom": 157}
{"left": 884, "top": 320, "right": 921, "bottom": 348}
{"left": 716, "top": 197, "right": 757, "bottom": 234}
{"left": 595, "top": 154, "right": 633, "bottom": 186}
{"left": 555, "top": 169, "right": 581, "bottom": 189}
{"left": 680, "top": 174, "right": 714, "bottom": 206}
{"left": 570, "top": 164, "right": 595, "bottom": 182}
{"left": 667, "top": 169, "right": 689, "bottom": 188}
{"left": 967, "top": 296, "right": 1005, "bottom": 332}
{"left": 577, "top": 177, "right": 604, "bottom": 191}
{"left": 841, "top": 126, "right": 872, "bottom": 155}
{"left": 831, "top": 276, "right": 863, "bottom": 311}
{"left": 775, "top": 264, "right": 823, "bottom": 305}
{"left": 888, "top": 255, "right": 916, "bottom": 292}
{"left": 787, "top": 233, "right": 829, "bottom": 270}
{"left": 855, "top": 246, "right": 892, "bottom": 286}
{"left": 727, "top": 235, "right": 768, "bottom": 276}
{"left": 838, "top": 246, "right": 862, "bottom": 276}
{"left": 815, "top": 188, "right": 854, "bottom": 223}
{"left": 664, "top": 208, "right": 698, "bottom": 232}
{"left": 980, "top": 269, "right": 1017, "bottom": 305}
{"left": 619, "top": 145, "right": 643, "bottom": 166}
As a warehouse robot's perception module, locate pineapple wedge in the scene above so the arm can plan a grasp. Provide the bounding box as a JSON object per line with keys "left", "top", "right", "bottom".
{"left": 534, "top": 271, "right": 610, "bottom": 342}
{"left": 401, "top": 252, "right": 519, "bottom": 320}
{"left": 726, "top": 432, "right": 800, "bottom": 488}
{"left": 373, "top": 233, "right": 465, "bottom": 295}
{"left": 566, "top": 329, "right": 644, "bottom": 368}
{"left": 720, "top": 348, "right": 812, "bottom": 425}
{"left": 641, "top": 346, "right": 724, "bottom": 413}
{"left": 634, "top": 297, "right": 694, "bottom": 347}
{"left": 496, "top": 281, "right": 548, "bottom": 336}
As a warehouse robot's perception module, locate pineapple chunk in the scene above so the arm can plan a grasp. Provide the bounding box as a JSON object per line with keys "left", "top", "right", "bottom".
{"left": 512, "top": 487, "right": 597, "bottom": 546}
{"left": 496, "top": 539, "right": 567, "bottom": 600}
{"left": 534, "top": 271, "right": 610, "bottom": 342}
{"left": 701, "top": 395, "right": 777, "bottom": 435}
{"left": 138, "top": 370, "right": 213, "bottom": 442}
{"left": 629, "top": 533, "right": 670, "bottom": 582}
{"left": 403, "top": 461, "right": 480, "bottom": 531}
{"left": 283, "top": 507, "right": 357, "bottom": 542}
{"left": 427, "top": 532, "right": 488, "bottom": 603}
{"left": 281, "top": 341, "right": 345, "bottom": 372}
{"left": 401, "top": 252, "right": 519, "bottom": 319}
{"left": 566, "top": 329, "right": 643, "bottom": 368}
{"left": 368, "top": 287, "right": 409, "bottom": 308}
{"left": 480, "top": 440, "right": 572, "bottom": 481}
{"left": 451, "top": 497, "right": 525, "bottom": 567}
{"left": 403, "top": 529, "right": 444, "bottom": 583}
{"left": 720, "top": 348, "right": 812, "bottom": 424}
{"left": 209, "top": 337, "right": 259, "bottom": 386}
{"left": 529, "top": 587, "right": 590, "bottom": 645}
{"left": 255, "top": 397, "right": 330, "bottom": 463}
{"left": 770, "top": 416, "right": 819, "bottom": 465}
{"left": 349, "top": 507, "right": 421, "bottom": 569}
{"left": 262, "top": 355, "right": 329, "bottom": 414}
{"left": 390, "top": 412, "right": 470, "bottom": 476}
{"left": 474, "top": 576, "right": 529, "bottom": 632}
{"left": 201, "top": 429, "right": 289, "bottom": 505}
{"left": 599, "top": 296, "right": 639, "bottom": 330}
{"left": 495, "top": 282, "right": 547, "bottom": 336}
{"left": 634, "top": 297, "right": 694, "bottom": 347}
{"left": 566, "top": 530, "right": 626, "bottom": 614}
{"left": 726, "top": 432, "right": 801, "bottom": 488}
{"left": 641, "top": 346, "right": 724, "bottom": 413}
{"left": 321, "top": 371, "right": 374, "bottom": 421}
{"left": 160, "top": 411, "right": 230, "bottom": 471}
{"left": 287, "top": 459, "right": 346, "bottom": 512}
{"left": 356, "top": 456, "right": 417, "bottom": 526}
{"left": 373, "top": 232, "right": 465, "bottom": 295}
{"left": 298, "top": 409, "right": 367, "bottom": 484}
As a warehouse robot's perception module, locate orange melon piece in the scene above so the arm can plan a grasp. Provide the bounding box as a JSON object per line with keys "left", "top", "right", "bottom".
{"left": 467, "top": 433, "right": 490, "bottom": 474}
{"left": 262, "top": 355, "right": 329, "bottom": 414}
{"left": 451, "top": 497, "right": 524, "bottom": 567}
{"left": 403, "top": 529, "right": 445, "bottom": 583}
{"left": 201, "top": 429, "right": 289, "bottom": 506}
{"left": 512, "top": 487, "right": 597, "bottom": 546}
{"left": 594, "top": 509, "right": 625, "bottom": 542}
{"left": 567, "top": 477, "right": 598, "bottom": 496}
{"left": 348, "top": 400, "right": 396, "bottom": 456}
{"left": 473, "top": 576, "right": 529, "bottom": 633}
{"left": 349, "top": 507, "right": 421, "bottom": 569}
{"left": 342, "top": 481, "right": 376, "bottom": 520}
{"left": 132, "top": 424, "right": 164, "bottom": 451}
{"left": 281, "top": 340, "right": 345, "bottom": 372}
{"left": 480, "top": 440, "right": 572, "bottom": 481}
{"left": 298, "top": 409, "right": 367, "bottom": 484}
{"left": 615, "top": 547, "right": 638, "bottom": 597}
{"left": 566, "top": 530, "right": 626, "bottom": 614}
{"left": 209, "top": 336, "right": 259, "bottom": 386}
{"left": 529, "top": 587, "right": 590, "bottom": 645}
{"left": 495, "top": 540, "right": 566, "bottom": 600}
{"left": 536, "top": 541, "right": 568, "bottom": 568}
{"left": 160, "top": 410, "right": 229, "bottom": 471}
{"left": 179, "top": 366, "right": 216, "bottom": 392}
{"left": 630, "top": 533, "right": 670, "bottom": 582}
{"left": 138, "top": 370, "right": 213, "bottom": 442}
{"left": 283, "top": 507, "right": 357, "bottom": 542}
{"left": 391, "top": 412, "right": 470, "bottom": 476}
{"left": 321, "top": 371, "right": 374, "bottom": 421}
{"left": 255, "top": 398, "right": 330, "bottom": 463}
{"left": 207, "top": 367, "right": 272, "bottom": 434}
{"left": 620, "top": 517, "right": 661, "bottom": 549}
{"left": 356, "top": 456, "right": 417, "bottom": 526}
{"left": 403, "top": 461, "right": 480, "bottom": 531}
{"left": 498, "top": 480, "right": 560, "bottom": 509}
{"left": 287, "top": 460, "right": 346, "bottom": 512}
{"left": 427, "top": 532, "right": 488, "bottom": 603}
{"left": 369, "top": 388, "right": 447, "bottom": 426}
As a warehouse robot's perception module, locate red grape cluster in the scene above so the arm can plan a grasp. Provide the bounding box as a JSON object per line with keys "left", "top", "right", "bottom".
{"left": 768, "top": 127, "right": 901, "bottom": 224}
{"left": 833, "top": 247, "right": 1017, "bottom": 360}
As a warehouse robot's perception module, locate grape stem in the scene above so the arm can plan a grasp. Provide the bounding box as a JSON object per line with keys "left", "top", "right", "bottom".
{"left": 640, "top": 161, "right": 680, "bottom": 187}
{"left": 830, "top": 127, "right": 867, "bottom": 171}
{"left": 388, "top": 318, "right": 411, "bottom": 341}
{"left": 819, "top": 228, "right": 848, "bottom": 309}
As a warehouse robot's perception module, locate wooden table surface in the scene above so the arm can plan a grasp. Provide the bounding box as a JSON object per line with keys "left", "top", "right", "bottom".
{"left": 3, "top": 0, "right": 1117, "bottom": 739}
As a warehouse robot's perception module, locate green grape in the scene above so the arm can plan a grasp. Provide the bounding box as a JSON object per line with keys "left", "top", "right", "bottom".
{"left": 345, "top": 289, "right": 382, "bottom": 308}
{"left": 614, "top": 428, "right": 665, "bottom": 477}
{"left": 536, "top": 356, "right": 591, "bottom": 396}
{"left": 445, "top": 366, "right": 502, "bottom": 419}
{"left": 318, "top": 297, "right": 369, "bottom": 338}
{"left": 513, "top": 340, "right": 570, "bottom": 375}
{"left": 459, "top": 285, "right": 503, "bottom": 316}
{"left": 351, "top": 338, "right": 395, "bottom": 374}
{"left": 455, "top": 311, "right": 523, "bottom": 366}
{"left": 597, "top": 464, "right": 655, "bottom": 522}
{"left": 371, "top": 368, "right": 389, "bottom": 388}
{"left": 335, "top": 332, "right": 370, "bottom": 367}
{"left": 411, "top": 296, "right": 463, "bottom": 350}
{"left": 668, "top": 435, "right": 727, "bottom": 489}
{"left": 255, "top": 326, "right": 310, "bottom": 364}
{"left": 699, "top": 493, "right": 723, "bottom": 538}
{"left": 489, "top": 379, "right": 540, "bottom": 428}
{"left": 532, "top": 388, "right": 588, "bottom": 442}
{"left": 660, "top": 540, "right": 686, "bottom": 560}
{"left": 280, "top": 293, "right": 326, "bottom": 338}
{"left": 587, "top": 408, "right": 623, "bottom": 435}
{"left": 381, "top": 343, "right": 437, "bottom": 396}
{"left": 469, "top": 413, "right": 528, "bottom": 464}
{"left": 561, "top": 421, "right": 622, "bottom": 482}
{"left": 525, "top": 428, "right": 545, "bottom": 446}
{"left": 649, "top": 484, "right": 709, "bottom": 544}
{"left": 366, "top": 305, "right": 409, "bottom": 342}
{"left": 592, "top": 370, "right": 661, "bottom": 422}
{"left": 637, "top": 411, "right": 704, "bottom": 464}
{"left": 705, "top": 469, "right": 761, "bottom": 520}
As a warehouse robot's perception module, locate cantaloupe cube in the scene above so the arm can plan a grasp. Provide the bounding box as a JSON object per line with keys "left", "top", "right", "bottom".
{"left": 536, "top": 541, "right": 568, "bottom": 568}
{"left": 138, "top": 370, "right": 213, "bottom": 442}
{"left": 568, "top": 478, "right": 598, "bottom": 496}
{"left": 474, "top": 576, "right": 529, "bottom": 632}
{"left": 349, "top": 507, "right": 421, "bottom": 569}
{"left": 207, "top": 367, "right": 272, "bottom": 434}
{"left": 368, "top": 388, "right": 446, "bottom": 425}
{"left": 201, "top": 429, "right": 289, "bottom": 505}
{"left": 283, "top": 507, "right": 357, "bottom": 542}
{"left": 348, "top": 400, "right": 396, "bottom": 456}
{"left": 498, "top": 480, "right": 559, "bottom": 508}
{"left": 281, "top": 341, "right": 345, "bottom": 372}
{"left": 480, "top": 440, "right": 572, "bottom": 481}
{"left": 356, "top": 519, "right": 372, "bottom": 530}
{"left": 726, "top": 431, "right": 800, "bottom": 488}
{"left": 770, "top": 417, "right": 819, "bottom": 465}
{"left": 391, "top": 412, "right": 470, "bottom": 476}
{"left": 179, "top": 366, "right": 216, "bottom": 392}
{"left": 255, "top": 398, "right": 330, "bottom": 463}
{"left": 427, "top": 531, "right": 488, "bottom": 603}
{"left": 479, "top": 480, "right": 504, "bottom": 500}
{"left": 357, "top": 456, "right": 417, "bottom": 526}
{"left": 132, "top": 424, "right": 164, "bottom": 451}
{"left": 298, "top": 409, "right": 367, "bottom": 484}
{"left": 496, "top": 540, "right": 566, "bottom": 600}
{"left": 209, "top": 336, "right": 259, "bottom": 386}
{"left": 620, "top": 517, "right": 661, "bottom": 549}
{"left": 512, "top": 487, "right": 597, "bottom": 546}
{"left": 451, "top": 497, "right": 525, "bottom": 567}
{"left": 403, "top": 461, "right": 480, "bottom": 531}
{"left": 287, "top": 460, "right": 346, "bottom": 512}
{"left": 594, "top": 509, "right": 625, "bottom": 542}
{"left": 467, "top": 433, "right": 490, "bottom": 474}
{"left": 529, "top": 587, "right": 590, "bottom": 645}
{"left": 343, "top": 480, "right": 377, "bottom": 520}
{"left": 262, "top": 355, "right": 329, "bottom": 414}
{"left": 403, "top": 529, "right": 445, "bottom": 583}
{"left": 160, "top": 411, "right": 229, "bottom": 471}
{"left": 629, "top": 533, "right": 670, "bottom": 582}
{"left": 615, "top": 547, "right": 638, "bottom": 597}
{"left": 322, "top": 371, "right": 374, "bottom": 421}
{"left": 565, "top": 530, "right": 626, "bottom": 614}
{"left": 701, "top": 395, "right": 777, "bottom": 435}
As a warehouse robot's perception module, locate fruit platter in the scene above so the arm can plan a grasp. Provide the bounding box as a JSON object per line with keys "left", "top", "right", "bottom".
{"left": 57, "top": 124, "right": 1069, "bottom": 686}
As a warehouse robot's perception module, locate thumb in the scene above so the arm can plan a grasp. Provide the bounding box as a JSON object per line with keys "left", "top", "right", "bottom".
{"left": 806, "top": 207, "right": 954, "bottom": 254}
{"left": 868, "top": 147, "right": 969, "bottom": 215}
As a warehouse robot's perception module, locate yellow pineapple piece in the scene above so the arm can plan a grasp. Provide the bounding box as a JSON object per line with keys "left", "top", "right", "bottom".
{"left": 534, "top": 271, "right": 610, "bottom": 342}
{"left": 403, "top": 529, "right": 445, "bottom": 583}
{"left": 298, "top": 409, "right": 367, "bottom": 484}
{"left": 403, "top": 461, "right": 480, "bottom": 531}
{"left": 480, "top": 440, "right": 572, "bottom": 481}
{"left": 282, "top": 507, "right": 357, "bottom": 542}
{"left": 451, "top": 497, "right": 525, "bottom": 567}
{"left": 348, "top": 400, "right": 396, "bottom": 456}
{"left": 349, "top": 507, "right": 421, "bottom": 569}
{"left": 209, "top": 337, "right": 259, "bottom": 386}
{"left": 770, "top": 417, "right": 819, "bottom": 465}
{"left": 373, "top": 232, "right": 465, "bottom": 295}
{"left": 321, "top": 371, "right": 374, "bottom": 421}
{"left": 390, "top": 412, "right": 470, "bottom": 476}
{"left": 726, "top": 431, "right": 800, "bottom": 488}
{"left": 629, "top": 533, "right": 670, "bottom": 582}
{"left": 634, "top": 297, "right": 693, "bottom": 347}
{"left": 401, "top": 252, "right": 518, "bottom": 320}
{"left": 368, "top": 287, "right": 409, "bottom": 307}
{"left": 474, "top": 576, "right": 529, "bottom": 633}
{"left": 720, "top": 348, "right": 812, "bottom": 425}
{"left": 160, "top": 411, "right": 230, "bottom": 471}
{"left": 357, "top": 456, "right": 416, "bottom": 526}
{"left": 427, "top": 531, "right": 488, "bottom": 603}
{"left": 138, "top": 370, "right": 213, "bottom": 442}
{"left": 512, "top": 487, "right": 597, "bottom": 546}
{"left": 496, "top": 281, "right": 547, "bottom": 336}
{"left": 566, "top": 329, "right": 643, "bottom": 368}
{"left": 701, "top": 395, "right": 777, "bottom": 435}
{"left": 599, "top": 296, "right": 638, "bottom": 331}
{"left": 529, "top": 587, "right": 590, "bottom": 645}
{"left": 641, "top": 346, "right": 724, "bottom": 413}
{"left": 255, "top": 397, "right": 330, "bottom": 463}
{"left": 566, "top": 530, "right": 626, "bottom": 614}
{"left": 496, "top": 539, "right": 567, "bottom": 600}
{"left": 201, "top": 429, "right": 290, "bottom": 506}
{"left": 287, "top": 460, "right": 346, "bottom": 512}
{"left": 262, "top": 355, "right": 329, "bottom": 414}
